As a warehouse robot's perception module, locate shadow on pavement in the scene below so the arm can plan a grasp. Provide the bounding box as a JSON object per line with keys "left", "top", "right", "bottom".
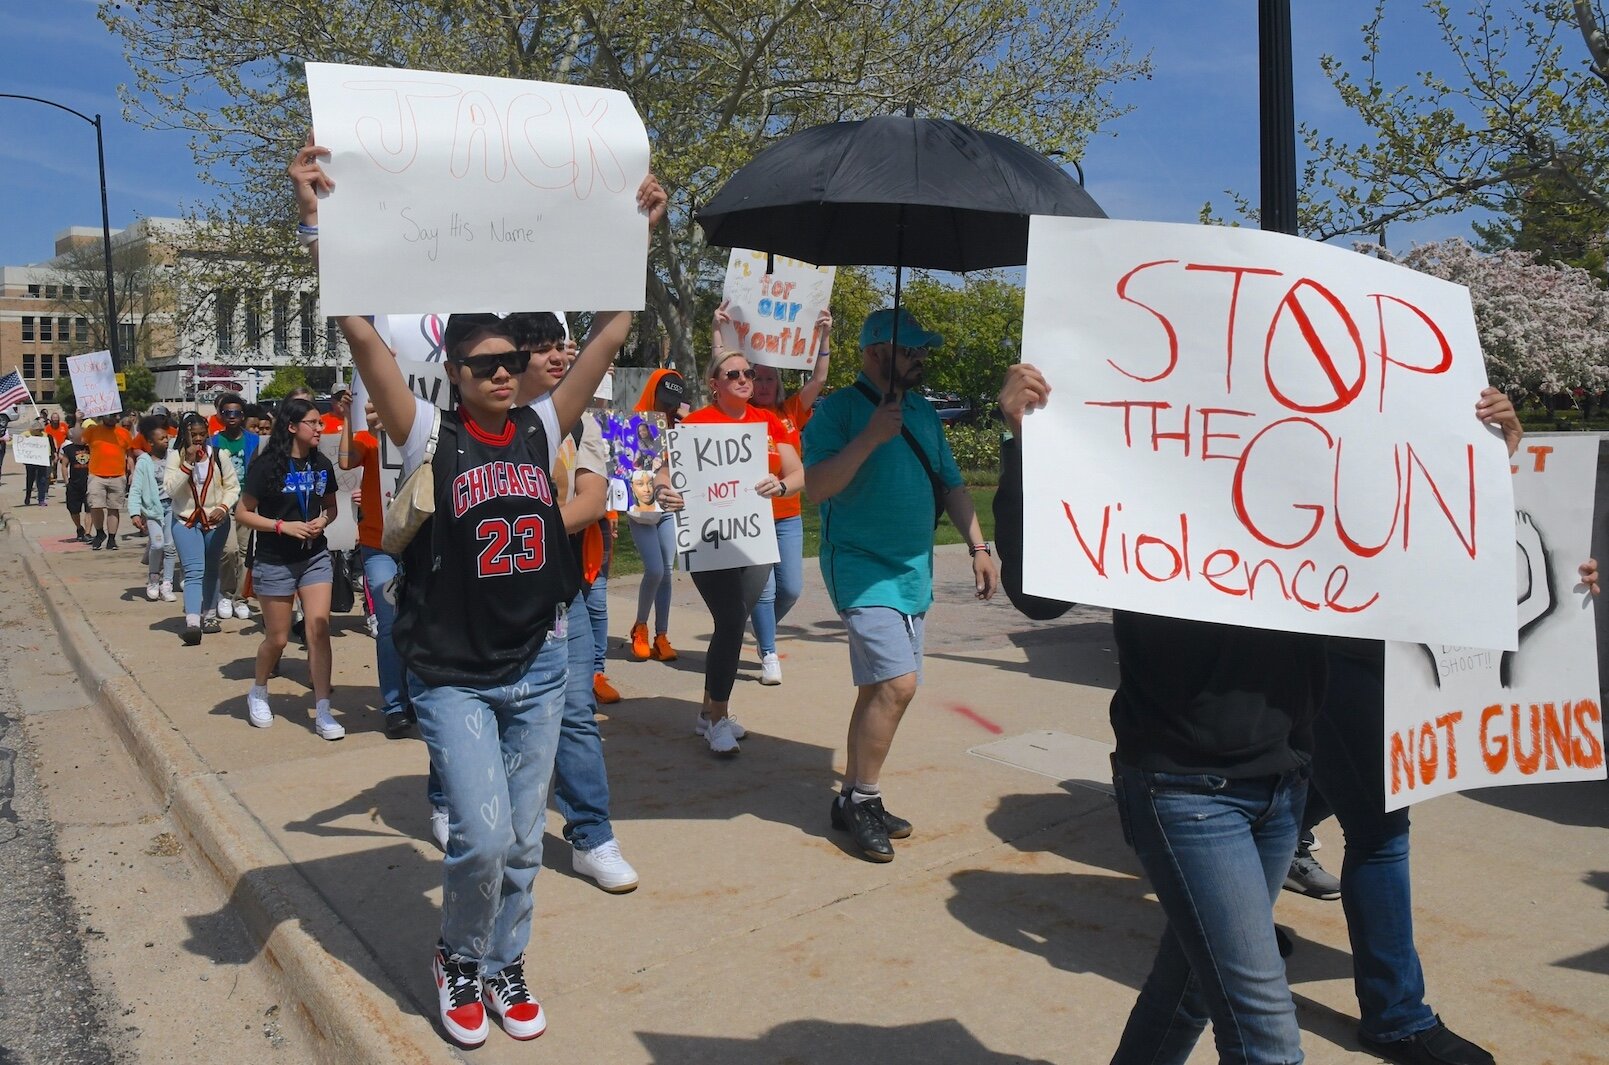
{"left": 635, "top": 1018, "right": 1053, "bottom": 1064}
{"left": 1463, "top": 777, "right": 1609, "bottom": 830}
{"left": 1555, "top": 869, "right": 1609, "bottom": 975}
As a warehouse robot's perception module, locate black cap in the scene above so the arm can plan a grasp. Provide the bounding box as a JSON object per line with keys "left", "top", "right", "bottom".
{"left": 653, "top": 373, "right": 686, "bottom": 412}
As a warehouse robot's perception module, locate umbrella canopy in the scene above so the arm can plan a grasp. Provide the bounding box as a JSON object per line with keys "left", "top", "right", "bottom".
{"left": 696, "top": 115, "right": 1105, "bottom": 272}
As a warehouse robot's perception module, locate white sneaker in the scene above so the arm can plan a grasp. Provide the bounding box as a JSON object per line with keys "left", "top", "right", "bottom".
{"left": 314, "top": 705, "right": 345, "bottom": 741}
{"left": 145, "top": 582, "right": 160, "bottom": 602}
{"left": 232, "top": 599, "right": 252, "bottom": 618}
{"left": 571, "top": 838, "right": 639, "bottom": 893}
{"left": 430, "top": 806, "right": 450, "bottom": 850}
{"left": 480, "top": 957, "right": 545, "bottom": 1041}
{"left": 216, "top": 598, "right": 235, "bottom": 620}
{"left": 696, "top": 711, "right": 747, "bottom": 741}
{"left": 160, "top": 583, "right": 175, "bottom": 602}
{"left": 432, "top": 948, "right": 489, "bottom": 1049}
{"left": 702, "top": 715, "right": 741, "bottom": 754}
{"left": 247, "top": 686, "right": 273, "bottom": 728}
{"left": 759, "top": 651, "right": 782, "bottom": 685}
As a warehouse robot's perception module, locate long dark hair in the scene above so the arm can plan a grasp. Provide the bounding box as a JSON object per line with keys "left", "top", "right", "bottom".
{"left": 258, "top": 397, "right": 317, "bottom": 494}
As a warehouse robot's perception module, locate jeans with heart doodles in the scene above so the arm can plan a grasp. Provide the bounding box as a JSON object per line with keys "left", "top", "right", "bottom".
{"left": 408, "top": 628, "right": 566, "bottom": 976}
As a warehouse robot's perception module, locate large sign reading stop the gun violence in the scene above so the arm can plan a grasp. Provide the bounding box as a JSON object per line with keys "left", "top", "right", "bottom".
{"left": 1020, "top": 218, "right": 1516, "bottom": 648}
{"left": 1383, "top": 435, "right": 1604, "bottom": 810}
{"left": 306, "top": 63, "right": 651, "bottom": 315}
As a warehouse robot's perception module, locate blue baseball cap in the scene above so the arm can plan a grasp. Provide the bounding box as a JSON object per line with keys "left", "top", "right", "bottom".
{"left": 859, "top": 308, "right": 943, "bottom": 350}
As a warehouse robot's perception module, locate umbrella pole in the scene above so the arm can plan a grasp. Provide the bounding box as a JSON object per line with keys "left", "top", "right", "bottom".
{"left": 886, "top": 205, "right": 906, "bottom": 403}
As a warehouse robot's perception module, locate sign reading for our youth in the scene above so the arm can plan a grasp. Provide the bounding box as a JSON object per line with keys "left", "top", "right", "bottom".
{"left": 1383, "top": 435, "right": 1605, "bottom": 810}
{"left": 13, "top": 435, "right": 51, "bottom": 467}
{"left": 67, "top": 350, "right": 120, "bottom": 418}
{"left": 305, "top": 63, "right": 651, "bottom": 315}
{"left": 665, "top": 423, "right": 778, "bottom": 572}
{"left": 1020, "top": 218, "right": 1516, "bottom": 650}
{"left": 716, "top": 249, "right": 835, "bottom": 371}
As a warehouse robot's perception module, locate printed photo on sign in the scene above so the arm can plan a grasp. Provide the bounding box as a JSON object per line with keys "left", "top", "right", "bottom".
{"left": 717, "top": 249, "right": 835, "bottom": 371}
{"left": 67, "top": 351, "right": 121, "bottom": 419}
{"left": 665, "top": 423, "right": 778, "bottom": 572}
{"left": 1383, "top": 434, "right": 1604, "bottom": 810}
{"left": 600, "top": 411, "right": 668, "bottom": 524}
{"left": 305, "top": 62, "right": 651, "bottom": 315}
{"left": 1020, "top": 217, "right": 1517, "bottom": 650}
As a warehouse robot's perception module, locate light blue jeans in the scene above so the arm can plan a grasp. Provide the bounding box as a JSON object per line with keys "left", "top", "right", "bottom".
{"left": 170, "top": 515, "right": 230, "bottom": 618}
{"left": 749, "top": 514, "right": 803, "bottom": 656}
{"left": 585, "top": 569, "right": 610, "bottom": 675}
{"left": 628, "top": 514, "right": 675, "bottom": 632}
{"left": 409, "top": 630, "right": 566, "bottom": 976}
{"left": 144, "top": 503, "right": 177, "bottom": 587}
{"left": 555, "top": 592, "right": 614, "bottom": 851}
{"left": 360, "top": 546, "right": 406, "bottom": 718}
{"left": 1111, "top": 760, "right": 1308, "bottom": 1065}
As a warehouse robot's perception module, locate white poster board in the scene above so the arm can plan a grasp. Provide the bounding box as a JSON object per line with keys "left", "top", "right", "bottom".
{"left": 666, "top": 423, "right": 778, "bottom": 572}
{"left": 317, "top": 436, "right": 365, "bottom": 552}
{"left": 306, "top": 63, "right": 651, "bottom": 315}
{"left": 371, "top": 358, "right": 458, "bottom": 510}
{"left": 14, "top": 436, "right": 51, "bottom": 467}
{"left": 1383, "top": 434, "right": 1605, "bottom": 809}
{"left": 716, "top": 249, "right": 835, "bottom": 370}
{"left": 1021, "top": 217, "right": 1516, "bottom": 649}
{"left": 67, "top": 351, "right": 120, "bottom": 418}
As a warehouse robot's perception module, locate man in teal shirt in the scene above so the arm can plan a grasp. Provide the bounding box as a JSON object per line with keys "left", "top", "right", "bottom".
{"left": 210, "top": 392, "right": 259, "bottom": 620}
{"left": 803, "top": 308, "right": 998, "bottom": 862}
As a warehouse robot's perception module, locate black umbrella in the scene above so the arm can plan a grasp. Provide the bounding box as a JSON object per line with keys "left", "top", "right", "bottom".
{"left": 697, "top": 114, "right": 1105, "bottom": 390}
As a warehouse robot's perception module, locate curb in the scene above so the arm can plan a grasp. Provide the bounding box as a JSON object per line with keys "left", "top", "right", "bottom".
{"left": 8, "top": 516, "right": 456, "bottom": 1065}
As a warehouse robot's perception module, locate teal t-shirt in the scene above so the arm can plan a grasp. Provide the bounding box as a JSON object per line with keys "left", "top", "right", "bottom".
{"left": 802, "top": 375, "right": 961, "bottom": 614}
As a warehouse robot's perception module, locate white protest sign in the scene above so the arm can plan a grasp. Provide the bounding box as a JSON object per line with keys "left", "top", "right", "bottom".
{"left": 371, "top": 358, "right": 458, "bottom": 510}
{"left": 1383, "top": 434, "right": 1605, "bottom": 809}
{"left": 67, "top": 351, "right": 120, "bottom": 418}
{"left": 353, "top": 314, "right": 450, "bottom": 428}
{"left": 1021, "top": 217, "right": 1516, "bottom": 649}
{"left": 306, "top": 63, "right": 651, "bottom": 315}
{"left": 717, "top": 249, "right": 835, "bottom": 370}
{"left": 14, "top": 436, "right": 51, "bottom": 467}
{"left": 317, "top": 436, "right": 365, "bottom": 552}
{"left": 666, "top": 423, "right": 777, "bottom": 572}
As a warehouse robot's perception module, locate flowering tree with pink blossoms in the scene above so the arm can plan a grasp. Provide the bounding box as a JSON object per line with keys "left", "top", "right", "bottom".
{"left": 1366, "top": 238, "right": 1609, "bottom": 401}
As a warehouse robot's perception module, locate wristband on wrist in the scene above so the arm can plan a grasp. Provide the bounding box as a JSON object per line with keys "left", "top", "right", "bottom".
{"left": 275, "top": 519, "right": 283, "bottom": 535}
{"left": 296, "top": 223, "right": 319, "bottom": 246}
{"left": 969, "top": 541, "right": 993, "bottom": 557}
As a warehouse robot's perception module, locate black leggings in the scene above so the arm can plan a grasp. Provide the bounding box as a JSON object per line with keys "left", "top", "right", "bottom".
{"left": 690, "top": 565, "right": 770, "bottom": 701}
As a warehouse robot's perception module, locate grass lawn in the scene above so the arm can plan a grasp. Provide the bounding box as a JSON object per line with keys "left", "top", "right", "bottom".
{"left": 608, "top": 485, "right": 998, "bottom": 577}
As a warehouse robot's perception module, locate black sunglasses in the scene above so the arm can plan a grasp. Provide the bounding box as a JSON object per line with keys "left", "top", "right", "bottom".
{"left": 720, "top": 367, "right": 757, "bottom": 382}
{"left": 219, "top": 408, "right": 244, "bottom": 418}
{"left": 452, "top": 349, "right": 532, "bottom": 379}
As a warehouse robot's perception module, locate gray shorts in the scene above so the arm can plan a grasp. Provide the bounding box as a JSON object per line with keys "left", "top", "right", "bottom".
{"left": 253, "top": 551, "right": 333, "bottom": 597}
{"left": 842, "top": 606, "right": 925, "bottom": 686}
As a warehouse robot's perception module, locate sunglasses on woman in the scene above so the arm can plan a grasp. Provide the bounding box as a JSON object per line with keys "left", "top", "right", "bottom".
{"left": 452, "top": 349, "right": 533, "bottom": 379}
{"left": 720, "top": 367, "right": 757, "bottom": 382}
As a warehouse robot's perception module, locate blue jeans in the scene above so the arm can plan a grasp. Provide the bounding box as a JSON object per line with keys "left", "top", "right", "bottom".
{"left": 25, "top": 465, "right": 47, "bottom": 505}
{"left": 144, "top": 503, "right": 177, "bottom": 586}
{"left": 585, "top": 570, "right": 610, "bottom": 675}
{"left": 1111, "top": 760, "right": 1307, "bottom": 1065}
{"left": 749, "top": 514, "right": 803, "bottom": 655}
{"left": 628, "top": 514, "right": 675, "bottom": 631}
{"left": 409, "top": 631, "right": 566, "bottom": 975}
{"left": 554, "top": 592, "right": 614, "bottom": 851}
{"left": 1310, "top": 650, "right": 1436, "bottom": 1043}
{"left": 171, "top": 516, "right": 230, "bottom": 617}
{"left": 360, "top": 546, "right": 406, "bottom": 718}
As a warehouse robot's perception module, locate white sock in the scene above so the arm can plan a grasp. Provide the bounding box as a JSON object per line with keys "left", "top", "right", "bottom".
{"left": 249, "top": 684, "right": 268, "bottom": 700}
{"left": 315, "top": 698, "right": 333, "bottom": 722}
{"left": 850, "top": 781, "right": 881, "bottom": 803}
{"left": 185, "top": 613, "right": 200, "bottom": 627}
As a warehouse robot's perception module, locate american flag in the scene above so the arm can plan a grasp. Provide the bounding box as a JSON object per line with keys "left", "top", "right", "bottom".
{"left": 0, "top": 370, "right": 32, "bottom": 413}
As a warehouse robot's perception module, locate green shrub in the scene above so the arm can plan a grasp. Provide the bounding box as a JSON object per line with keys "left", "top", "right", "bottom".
{"left": 945, "top": 423, "right": 1001, "bottom": 480}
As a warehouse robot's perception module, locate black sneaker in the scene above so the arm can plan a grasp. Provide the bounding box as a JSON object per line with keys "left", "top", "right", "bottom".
{"left": 831, "top": 790, "right": 912, "bottom": 839}
{"left": 182, "top": 623, "right": 202, "bottom": 646}
{"left": 384, "top": 709, "right": 416, "bottom": 739}
{"left": 106, "top": 536, "right": 118, "bottom": 551}
{"left": 91, "top": 530, "right": 106, "bottom": 550}
{"left": 201, "top": 616, "right": 221, "bottom": 634}
{"left": 1359, "top": 1021, "right": 1494, "bottom": 1065}
{"left": 75, "top": 531, "right": 90, "bottom": 543}
{"left": 832, "top": 795, "right": 894, "bottom": 862}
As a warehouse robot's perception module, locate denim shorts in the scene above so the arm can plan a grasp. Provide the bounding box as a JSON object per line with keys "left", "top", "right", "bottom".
{"left": 253, "top": 551, "right": 333, "bottom": 596}
{"left": 841, "top": 606, "right": 925, "bottom": 686}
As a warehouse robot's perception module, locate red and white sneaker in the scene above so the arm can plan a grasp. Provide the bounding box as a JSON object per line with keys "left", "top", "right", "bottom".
{"left": 482, "top": 957, "right": 546, "bottom": 1040}
{"left": 432, "top": 946, "right": 489, "bottom": 1048}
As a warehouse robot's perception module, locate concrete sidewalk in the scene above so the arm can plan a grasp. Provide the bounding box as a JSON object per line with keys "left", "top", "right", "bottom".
{"left": 5, "top": 494, "right": 1606, "bottom": 1065}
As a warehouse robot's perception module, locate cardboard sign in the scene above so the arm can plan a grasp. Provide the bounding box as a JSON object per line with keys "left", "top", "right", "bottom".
{"left": 666, "top": 423, "right": 778, "bottom": 572}
{"left": 716, "top": 249, "right": 835, "bottom": 370}
{"left": 67, "top": 351, "right": 121, "bottom": 418}
{"left": 306, "top": 63, "right": 651, "bottom": 315}
{"left": 1020, "top": 217, "right": 1516, "bottom": 649}
{"left": 14, "top": 435, "right": 51, "bottom": 467}
{"left": 1383, "top": 434, "right": 1605, "bottom": 809}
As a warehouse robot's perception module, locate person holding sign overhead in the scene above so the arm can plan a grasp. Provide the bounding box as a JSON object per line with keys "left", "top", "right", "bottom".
{"left": 679, "top": 349, "right": 803, "bottom": 754}
{"left": 292, "top": 131, "right": 667, "bottom": 1048}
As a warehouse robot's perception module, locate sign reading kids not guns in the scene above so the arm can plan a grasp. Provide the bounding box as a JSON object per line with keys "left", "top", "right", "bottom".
{"left": 716, "top": 249, "right": 835, "bottom": 371}
{"left": 1383, "top": 435, "right": 1605, "bottom": 810}
{"left": 1020, "top": 218, "right": 1516, "bottom": 649}
{"left": 665, "top": 424, "right": 778, "bottom": 573}
{"left": 305, "top": 63, "right": 651, "bottom": 316}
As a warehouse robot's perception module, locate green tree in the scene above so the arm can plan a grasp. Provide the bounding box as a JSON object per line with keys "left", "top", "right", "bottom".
{"left": 1473, "top": 163, "right": 1609, "bottom": 283}
{"left": 48, "top": 238, "right": 172, "bottom": 366}
{"left": 901, "top": 273, "right": 1024, "bottom": 414}
{"left": 104, "top": 0, "right": 1148, "bottom": 383}
{"left": 260, "top": 366, "right": 308, "bottom": 400}
{"left": 123, "top": 366, "right": 159, "bottom": 410}
{"left": 54, "top": 375, "right": 73, "bottom": 412}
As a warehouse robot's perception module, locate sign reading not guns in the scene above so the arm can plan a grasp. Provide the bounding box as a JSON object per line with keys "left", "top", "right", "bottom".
{"left": 665, "top": 423, "right": 777, "bottom": 573}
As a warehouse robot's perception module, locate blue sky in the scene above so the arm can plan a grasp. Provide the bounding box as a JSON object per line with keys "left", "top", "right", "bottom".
{"left": 0, "top": 1, "right": 1493, "bottom": 267}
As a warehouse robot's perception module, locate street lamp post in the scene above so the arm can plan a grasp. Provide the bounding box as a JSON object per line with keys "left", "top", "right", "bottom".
{"left": 1258, "top": 0, "right": 1299, "bottom": 237}
{"left": 0, "top": 93, "right": 123, "bottom": 372}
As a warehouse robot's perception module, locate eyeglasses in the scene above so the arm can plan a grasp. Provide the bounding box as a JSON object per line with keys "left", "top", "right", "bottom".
{"left": 719, "top": 368, "right": 757, "bottom": 382}
{"left": 219, "top": 409, "right": 243, "bottom": 418}
{"left": 297, "top": 417, "right": 323, "bottom": 429}
{"left": 452, "top": 349, "right": 533, "bottom": 379}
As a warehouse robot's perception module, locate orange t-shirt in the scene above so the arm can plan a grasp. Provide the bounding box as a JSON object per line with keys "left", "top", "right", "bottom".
{"left": 351, "top": 431, "right": 384, "bottom": 550}
{"left": 208, "top": 414, "right": 224, "bottom": 435}
{"left": 680, "top": 402, "right": 801, "bottom": 520}
{"left": 44, "top": 423, "right": 68, "bottom": 449}
{"left": 81, "top": 423, "right": 131, "bottom": 479}
{"left": 129, "top": 433, "right": 152, "bottom": 456}
{"left": 322, "top": 412, "right": 345, "bottom": 436}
